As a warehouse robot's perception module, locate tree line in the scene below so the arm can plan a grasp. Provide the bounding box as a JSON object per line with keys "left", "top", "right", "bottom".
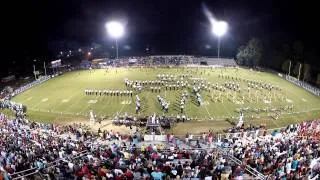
{"left": 236, "top": 38, "right": 318, "bottom": 84}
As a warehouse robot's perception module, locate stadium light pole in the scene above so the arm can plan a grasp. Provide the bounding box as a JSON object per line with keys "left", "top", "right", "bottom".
{"left": 43, "top": 61, "right": 47, "bottom": 76}
{"left": 106, "top": 21, "right": 124, "bottom": 59}
{"left": 212, "top": 21, "right": 228, "bottom": 62}
{"left": 33, "top": 59, "right": 37, "bottom": 80}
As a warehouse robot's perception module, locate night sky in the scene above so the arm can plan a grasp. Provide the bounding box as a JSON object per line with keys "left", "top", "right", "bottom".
{"left": 2, "top": 0, "right": 320, "bottom": 77}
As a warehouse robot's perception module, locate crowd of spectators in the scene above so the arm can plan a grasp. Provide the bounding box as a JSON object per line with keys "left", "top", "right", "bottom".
{"left": 150, "top": 56, "right": 190, "bottom": 66}
{"left": 84, "top": 55, "right": 236, "bottom": 68}
{"left": 224, "top": 124, "right": 267, "bottom": 134}
{"left": 0, "top": 100, "right": 24, "bottom": 118}
{"left": 0, "top": 111, "right": 252, "bottom": 180}
{"left": 221, "top": 120, "right": 320, "bottom": 179}
{"left": 0, "top": 112, "right": 134, "bottom": 179}
{"left": 1, "top": 101, "right": 320, "bottom": 179}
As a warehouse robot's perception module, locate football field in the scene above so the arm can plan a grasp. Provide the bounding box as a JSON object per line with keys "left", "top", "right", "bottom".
{"left": 11, "top": 67, "right": 320, "bottom": 132}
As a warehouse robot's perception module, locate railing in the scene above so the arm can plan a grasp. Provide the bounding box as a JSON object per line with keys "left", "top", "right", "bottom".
{"left": 174, "top": 136, "right": 266, "bottom": 180}
{"left": 11, "top": 76, "right": 51, "bottom": 98}
{"left": 215, "top": 145, "right": 266, "bottom": 180}
{"left": 11, "top": 150, "right": 89, "bottom": 179}
{"left": 285, "top": 75, "right": 320, "bottom": 96}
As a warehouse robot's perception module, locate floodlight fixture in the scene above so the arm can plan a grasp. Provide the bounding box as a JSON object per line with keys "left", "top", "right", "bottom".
{"left": 105, "top": 21, "right": 125, "bottom": 59}
{"left": 106, "top": 21, "right": 124, "bottom": 39}
{"left": 211, "top": 20, "right": 228, "bottom": 60}
{"left": 212, "top": 21, "right": 228, "bottom": 37}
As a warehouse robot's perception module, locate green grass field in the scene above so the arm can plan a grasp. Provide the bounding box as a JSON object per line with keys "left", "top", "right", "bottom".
{"left": 11, "top": 67, "right": 320, "bottom": 131}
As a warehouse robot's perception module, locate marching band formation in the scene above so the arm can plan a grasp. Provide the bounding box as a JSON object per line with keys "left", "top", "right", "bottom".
{"left": 193, "top": 86, "right": 203, "bottom": 106}
{"left": 157, "top": 95, "right": 169, "bottom": 113}
{"left": 180, "top": 90, "right": 188, "bottom": 113}
{"left": 84, "top": 89, "right": 133, "bottom": 96}
{"left": 224, "top": 82, "right": 241, "bottom": 92}
{"left": 150, "top": 86, "right": 161, "bottom": 93}
{"left": 125, "top": 79, "right": 164, "bottom": 87}
{"left": 82, "top": 71, "right": 300, "bottom": 117}
{"left": 135, "top": 95, "right": 141, "bottom": 114}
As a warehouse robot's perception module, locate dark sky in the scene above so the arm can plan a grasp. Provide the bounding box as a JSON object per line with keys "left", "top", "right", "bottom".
{"left": 2, "top": 0, "right": 320, "bottom": 76}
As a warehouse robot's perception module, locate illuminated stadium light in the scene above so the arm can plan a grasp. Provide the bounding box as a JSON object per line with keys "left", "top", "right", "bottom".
{"left": 211, "top": 20, "right": 228, "bottom": 60}
{"left": 212, "top": 21, "right": 228, "bottom": 37}
{"left": 88, "top": 52, "right": 91, "bottom": 56}
{"left": 106, "top": 21, "right": 124, "bottom": 39}
{"left": 106, "top": 21, "right": 124, "bottom": 59}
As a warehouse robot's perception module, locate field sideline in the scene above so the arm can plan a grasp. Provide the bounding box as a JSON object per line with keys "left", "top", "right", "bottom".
{"left": 10, "top": 67, "right": 320, "bottom": 132}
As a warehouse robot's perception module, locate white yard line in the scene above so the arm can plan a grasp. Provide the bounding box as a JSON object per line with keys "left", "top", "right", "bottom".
{"left": 203, "top": 105, "right": 213, "bottom": 119}
{"left": 28, "top": 82, "right": 76, "bottom": 109}
{"left": 110, "top": 101, "right": 127, "bottom": 119}
{"left": 78, "top": 95, "right": 100, "bottom": 116}
{"left": 96, "top": 95, "right": 114, "bottom": 117}
{"left": 28, "top": 95, "right": 51, "bottom": 109}
{"left": 220, "top": 96, "right": 233, "bottom": 117}
{"left": 28, "top": 107, "right": 76, "bottom": 116}
{"left": 55, "top": 90, "right": 82, "bottom": 108}
{"left": 59, "top": 92, "right": 85, "bottom": 113}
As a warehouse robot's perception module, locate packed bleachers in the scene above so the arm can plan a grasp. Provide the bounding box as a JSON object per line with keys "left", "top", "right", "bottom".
{"left": 0, "top": 110, "right": 256, "bottom": 180}
{"left": 1, "top": 96, "right": 320, "bottom": 179}
{"left": 217, "top": 120, "right": 320, "bottom": 179}
{"left": 198, "top": 57, "right": 237, "bottom": 67}
{"left": 2, "top": 95, "right": 319, "bottom": 180}
{"left": 80, "top": 55, "right": 237, "bottom": 68}
{"left": 0, "top": 95, "right": 261, "bottom": 179}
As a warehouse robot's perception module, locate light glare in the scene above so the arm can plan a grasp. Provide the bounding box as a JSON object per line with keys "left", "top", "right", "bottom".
{"left": 106, "top": 21, "right": 124, "bottom": 38}
{"left": 212, "top": 21, "right": 228, "bottom": 37}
